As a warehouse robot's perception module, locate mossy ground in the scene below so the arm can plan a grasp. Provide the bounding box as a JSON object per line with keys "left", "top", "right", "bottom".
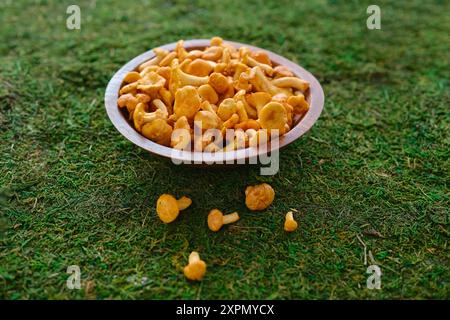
{"left": 0, "top": 0, "right": 448, "bottom": 299}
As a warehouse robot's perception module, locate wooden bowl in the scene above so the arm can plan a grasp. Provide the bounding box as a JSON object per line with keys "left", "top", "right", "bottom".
{"left": 104, "top": 39, "right": 324, "bottom": 164}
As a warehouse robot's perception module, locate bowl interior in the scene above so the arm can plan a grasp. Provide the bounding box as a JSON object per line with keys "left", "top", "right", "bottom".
{"left": 105, "top": 39, "right": 324, "bottom": 163}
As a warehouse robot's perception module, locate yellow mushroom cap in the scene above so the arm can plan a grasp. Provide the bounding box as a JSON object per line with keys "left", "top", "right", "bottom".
{"left": 194, "top": 110, "right": 220, "bottom": 130}
{"left": 258, "top": 102, "right": 288, "bottom": 132}
{"left": 173, "top": 86, "right": 201, "bottom": 120}
{"left": 207, "top": 209, "right": 224, "bottom": 232}
{"left": 141, "top": 118, "right": 173, "bottom": 146}
{"left": 245, "top": 183, "right": 275, "bottom": 211}
{"left": 156, "top": 194, "right": 180, "bottom": 223}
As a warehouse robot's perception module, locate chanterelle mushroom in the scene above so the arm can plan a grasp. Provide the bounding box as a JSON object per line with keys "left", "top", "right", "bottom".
{"left": 156, "top": 194, "right": 192, "bottom": 223}
{"left": 194, "top": 110, "right": 220, "bottom": 131}
{"left": 137, "top": 72, "right": 166, "bottom": 95}
{"left": 171, "top": 116, "right": 191, "bottom": 150}
{"left": 183, "top": 251, "right": 206, "bottom": 281}
{"left": 133, "top": 103, "right": 166, "bottom": 132}
{"left": 207, "top": 209, "right": 240, "bottom": 232}
{"left": 284, "top": 211, "right": 298, "bottom": 232}
{"left": 141, "top": 119, "right": 173, "bottom": 146}
{"left": 173, "top": 86, "right": 201, "bottom": 120}
{"left": 245, "top": 183, "right": 275, "bottom": 211}
{"left": 258, "top": 101, "right": 288, "bottom": 133}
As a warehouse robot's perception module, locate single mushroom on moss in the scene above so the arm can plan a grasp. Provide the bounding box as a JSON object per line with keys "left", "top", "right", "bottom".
{"left": 245, "top": 183, "right": 275, "bottom": 211}
{"left": 156, "top": 194, "right": 192, "bottom": 223}
{"left": 183, "top": 251, "right": 207, "bottom": 281}
{"left": 207, "top": 209, "right": 240, "bottom": 232}
{"left": 284, "top": 211, "right": 298, "bottom": 232}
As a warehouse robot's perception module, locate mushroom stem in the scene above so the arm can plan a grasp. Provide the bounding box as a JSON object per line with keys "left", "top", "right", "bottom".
{"left": 189, "top": 251, "right": 200, "bottom": 264}
{"left": 271, "top": 77, "right": 309, "bottom": 92}
{"left": 286, "top": 211, "right": 294, "bottom": 221}
{"left": 177, "top": 196, "right": 192, "bottom": 210}
{"left": 222, "top": 212, "right": 239, "bottom": 225}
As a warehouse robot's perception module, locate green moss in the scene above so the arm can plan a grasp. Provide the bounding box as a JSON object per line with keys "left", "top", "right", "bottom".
{"left": 0, "top": 0, "right": 448, "bottom": 299}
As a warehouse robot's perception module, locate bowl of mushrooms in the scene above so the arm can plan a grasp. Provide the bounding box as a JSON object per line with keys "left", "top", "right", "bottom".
{"left": 105, "top": 37, "right": 324, "bottom": 164}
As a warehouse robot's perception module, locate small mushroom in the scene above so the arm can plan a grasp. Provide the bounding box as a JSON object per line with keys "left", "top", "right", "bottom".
{"left": 119, "top": 82, "right": 138, "bottom": 95}
{"left": 287, "top": 93, "right": 310, "bottom": 115}
{"left": 235, "top": 101, "right": 248, "bottom": 122}
{"left": 207, "top": 209, "right": 240, "bottom": 232}
{"left": 284, "top": 211, "right": 298, "bottom": 232}
{"left": 137, "top": 72, "right": 166, "bottom": 95}
{"left": 158, "top": 87, "right": 174, "bottom": 112}
{"left": 251, "top": 51, "right": 272, "bottom": 66}
{"left": 234, "top": 89, "right": 256, "bottom": 119}
{"left": 173, "top": 86, "right": 202, "bottom": 120}
{"left": 152, "top": 99, "right": 169, "bottom": 117}
{"left": 133, "top": 102, "right": 167, "bottom": 132}
{"left": 198, "top": 84, "right": 219, "bottom": 105}
{"left": 156, "top": 194, "right": 192, "bottom": 223}
{"left": 169, "top": 61, "right": 209, "bottom": 94}
{"left": 217, "top": 98, "right": 237, "bottom": 121}
{"left": 159, "top": 51, "right": 177, "bottom": 67}
{"left": 247, "top": 66, "right": 291, "bottom": 97}
{"left": 141, "top": 118, "right": 173, "bottom": 146}
{"left": 246, "top": 92, "right": 272, "bottom": 116}
{"left": 171, "top": 116, "right": 191, "bottom": 150}
{"left": 271, "top": 77, "right": 309, "bottom": 93}
{"left": 187, "top": 59, "right": 216, "bottom": 77}
{"left": 258, "top": 101, "right": 288, "bottom": 133}
{"left": 123, "top": 71, "right": 141, "bottom": 83}
{"left": 221, "top": 113, "right": 240, "bottom": 135}
{"left": 118, "top": 93, "right": 138, "bottom": 113}
{"left": 202, "top": 46, "right": 223, "bottom": 61}
{"left": 273, "top": 65, "right": 294, "bottom": 78}
{"left": 138, "top": 48, "right": 169, "bottom": 72}
{"left": 183, "top": 251, "right": 206, "bottom": 281}
{"left": 185, "top": 49, "right": 204, "bottom": 60}
{"left": 208, "top": 72, "right": 229, "bottom": 94}
{"left": 245, "top": 183, "right": 275, "bottom": 211}
{"left": 242, "top": 53, "right": 274, "bottom": 76}
{"left": 175, "top": 40, "right": 189, "bottom": 62}
{"left": 194, "top": 110, "right": 221, "bottom": 131}
{"left": 139, "top": 65, "right": 160, "bottom": 78}
{"left": 210, "top": 36, "right": 223, "bottom": 46}
{"left": 156, "top": 66, "right": 171, "bottom": 83}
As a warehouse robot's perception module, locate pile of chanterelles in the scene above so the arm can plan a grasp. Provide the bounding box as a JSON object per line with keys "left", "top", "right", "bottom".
{"left": 118, "top": 37, "right": 310, "bottom": 151}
